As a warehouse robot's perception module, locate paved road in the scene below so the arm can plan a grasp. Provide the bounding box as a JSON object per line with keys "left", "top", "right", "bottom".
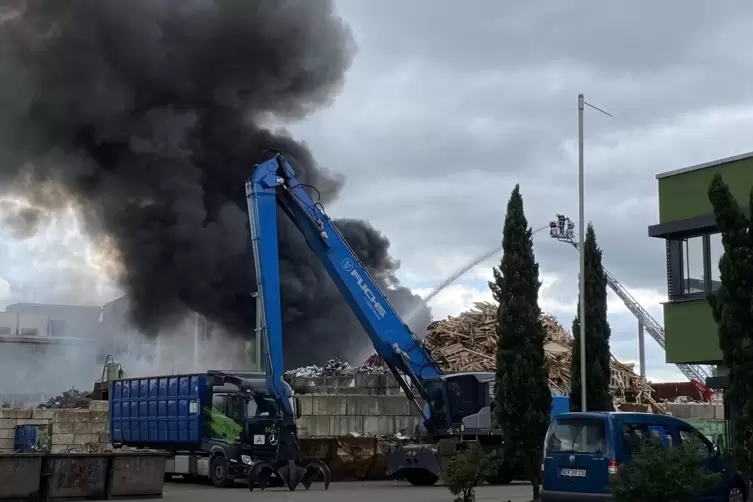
{"left": 154, "top": 480, "right": 535, "bottom": 502}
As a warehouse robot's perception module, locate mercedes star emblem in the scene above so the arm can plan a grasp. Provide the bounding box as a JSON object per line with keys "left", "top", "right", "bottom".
{"left": 268, "top": 434, "right": 278, "bottom": 446}
{"left": 568, "top": 455, "right": 575, "bottom": 464}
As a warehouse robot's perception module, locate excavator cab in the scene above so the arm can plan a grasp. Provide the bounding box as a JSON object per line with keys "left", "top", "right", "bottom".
{"left": 422, "top": 372, "right": 495, "bottom": 435}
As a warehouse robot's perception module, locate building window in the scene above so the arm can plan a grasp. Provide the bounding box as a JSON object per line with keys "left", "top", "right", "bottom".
{"left": 682, "top": 236, "right": 705, "bottom": 295}
{"left": 667, "top": 230, "right": 727, "bottom": 301}
{"left": 709, "top": 232, "right": 723, "bottom": 291}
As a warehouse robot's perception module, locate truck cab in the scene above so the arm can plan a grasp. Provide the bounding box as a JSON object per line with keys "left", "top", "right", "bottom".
{"left": 206, "top": 372, "right": 300, "bottom": 469}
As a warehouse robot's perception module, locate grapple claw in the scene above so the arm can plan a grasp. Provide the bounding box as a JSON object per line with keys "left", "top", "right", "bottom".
{"left": 247, "top": 461, "right": 276, "bottom": 492}
{"left": 278, "top": 460, "right": 307, "bottom": 491}
{"left": 301, "top": 460, "right": 331, "bottom": 490}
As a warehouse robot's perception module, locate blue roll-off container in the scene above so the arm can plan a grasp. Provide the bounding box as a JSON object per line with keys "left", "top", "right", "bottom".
{"left": 14, "top": 424, "right": 38, "bottom": 452}
{"left": 109, "top": 373, "right": 207, "bottom": 448}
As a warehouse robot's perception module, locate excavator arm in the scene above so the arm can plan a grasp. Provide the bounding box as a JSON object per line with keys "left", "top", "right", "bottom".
{"left": 245, "top": 153, "right": 441, "bottom": 421}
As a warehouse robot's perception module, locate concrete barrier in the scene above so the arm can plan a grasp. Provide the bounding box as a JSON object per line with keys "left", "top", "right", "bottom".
{"left": 107, "top": 452, "right": 167, "bottom": 499}
{"left": 0, "top": 453, "right": 44, "bottom": 500}
{"left": 0, "top": 451, "right": 167, "bottom": 501}
{"left": 40, "top": 453, "right": 109, "bottom": 500}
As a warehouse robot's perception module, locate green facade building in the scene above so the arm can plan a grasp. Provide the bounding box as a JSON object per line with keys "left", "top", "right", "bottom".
{"left": 648, "top": 151, "right": 753, "bottom": 370}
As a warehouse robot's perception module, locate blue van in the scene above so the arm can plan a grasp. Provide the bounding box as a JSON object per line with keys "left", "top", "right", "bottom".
{"left": 541, "top": 412, "right": 748, "bottom": 502}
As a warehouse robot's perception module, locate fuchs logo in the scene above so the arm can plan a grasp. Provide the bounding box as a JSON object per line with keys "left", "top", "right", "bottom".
{"left": 341, "top": 258, "right": 354, "bottom": 271}
{"left": 347, "top": 267, "right": 386, "bottom": 318}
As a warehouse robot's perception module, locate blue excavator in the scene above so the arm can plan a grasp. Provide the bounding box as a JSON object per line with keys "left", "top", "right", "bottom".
{"left": 245, "top": 152, "right": 540, "bottom": 491}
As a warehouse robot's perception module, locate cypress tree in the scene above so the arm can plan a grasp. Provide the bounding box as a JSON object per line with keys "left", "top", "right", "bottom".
{"left": 707, "top": 174, "right": 753, "bottom": 472}
{"left": 489, "top": 185, "right": 551, "bottom": 500}
{"left": 570, "top": 223, "right": 613, "bottom": 412}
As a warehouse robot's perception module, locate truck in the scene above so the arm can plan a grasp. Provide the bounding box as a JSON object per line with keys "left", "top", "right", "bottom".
{"left": 245, "top": 151, "right": 568, "bottom": 489}
{"left": 109, "top": 370, "right": 330, "bottom": 489}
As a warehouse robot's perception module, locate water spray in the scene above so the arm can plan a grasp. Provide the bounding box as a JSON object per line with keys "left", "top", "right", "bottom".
{"left": 404, "top": 224, "right": 550, "bottom": 324}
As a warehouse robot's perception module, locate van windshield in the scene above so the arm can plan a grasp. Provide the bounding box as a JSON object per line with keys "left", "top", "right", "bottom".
{"left": 547, "top": 418, "right": 606, "bottom": 454}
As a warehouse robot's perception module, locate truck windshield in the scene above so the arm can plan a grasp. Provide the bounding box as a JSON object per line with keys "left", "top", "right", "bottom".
{"left": 547, "top": 418, "right": 606, "bottom": 454}
{"left": 247, "top": 395, "right": 280, "bottom": 418}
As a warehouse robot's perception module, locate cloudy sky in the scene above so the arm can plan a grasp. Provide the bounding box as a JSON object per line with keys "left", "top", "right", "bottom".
{"left": 288, "top": 0, "right": 753, "bottom": 381}
{"left": 3, "top": 1, "right": 753, "bottom": 381}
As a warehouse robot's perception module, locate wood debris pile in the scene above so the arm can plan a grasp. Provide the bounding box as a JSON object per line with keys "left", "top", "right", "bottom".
{"left": 425, "top": 302, "right": 665, "bottom": 414}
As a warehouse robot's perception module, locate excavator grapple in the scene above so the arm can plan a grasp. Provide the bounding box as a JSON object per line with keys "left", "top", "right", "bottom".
{"left": 247, "top": 438, "right": 331, "bottom": 491}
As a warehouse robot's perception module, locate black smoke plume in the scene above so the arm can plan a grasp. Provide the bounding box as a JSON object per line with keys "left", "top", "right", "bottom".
{"left": 0, "top": 0, "right": 432, "bottom": 368}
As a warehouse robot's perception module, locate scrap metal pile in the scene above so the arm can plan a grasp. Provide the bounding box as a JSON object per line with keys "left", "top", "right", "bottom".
{"left": 425, "top": 302, "right": 666, "bottom": 414}
{"left": 37, "top": 389, "right": 92, "bottom": 409}
{"left": 286, "top": 357, "right": 390, "bottom": 379}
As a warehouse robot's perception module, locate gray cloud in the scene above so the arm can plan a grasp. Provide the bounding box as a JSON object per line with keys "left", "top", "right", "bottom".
{"left": 287, "top": 0, "right": 753, "bottom": 379}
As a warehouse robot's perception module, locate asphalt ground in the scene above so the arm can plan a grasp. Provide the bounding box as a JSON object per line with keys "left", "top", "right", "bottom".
{"left": 153, "top": 479, "right": 536, "bottom": 502}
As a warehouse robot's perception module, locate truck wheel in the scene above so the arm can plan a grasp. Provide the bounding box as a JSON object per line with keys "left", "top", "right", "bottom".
{"left": 210, "top": 456, "right": 234, "bottom": 487}
{"left": 405, "top": 470, "right": 439, "bottom": 486}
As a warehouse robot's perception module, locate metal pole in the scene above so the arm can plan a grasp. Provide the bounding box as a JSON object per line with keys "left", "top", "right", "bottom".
{"left": 254, "top": 292, "right": 262, "bottom": 372}
{"left": 578, "top": 93, "right": 587, "bottom": 412}
{"left": 638, "top": 319, "right": 646, "bottom": 379}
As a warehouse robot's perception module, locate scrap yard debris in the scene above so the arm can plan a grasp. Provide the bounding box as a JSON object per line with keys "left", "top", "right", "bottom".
{"left": 286, "top": 357, "right": 389, "bottom": 379}
{"left": 286, "top": 304, "right": 670, "bottom": 413}
{"left": 38, "top": 389, "right": 92, "bottom": 409}
{"left": 425, "top": 302, "right": 666, "bottom": 414}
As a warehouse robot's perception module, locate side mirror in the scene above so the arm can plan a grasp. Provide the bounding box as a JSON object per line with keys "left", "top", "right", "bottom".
{"left": 712, "top": 444, "right": 721, "bottom": 458}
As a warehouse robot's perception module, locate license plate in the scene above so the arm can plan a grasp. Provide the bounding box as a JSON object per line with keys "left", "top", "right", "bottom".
{"left": 560, "top": 468, "right": 586, "bottom": 477}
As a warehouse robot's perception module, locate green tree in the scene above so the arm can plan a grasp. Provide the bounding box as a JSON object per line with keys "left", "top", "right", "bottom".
{"left": 611, "top": 437, "right": 721, "bottom": 502}
{"left": 442, "top": 445, "right": 492, "bottom": 502}
{"left": 707, "top": 174, "right": 753, "bottom": 473}
{"left": 570, "top": 223, "right": 613, "bottom": 412}
{"left": 489, "top": 184, "right": 552, "bottom": 500}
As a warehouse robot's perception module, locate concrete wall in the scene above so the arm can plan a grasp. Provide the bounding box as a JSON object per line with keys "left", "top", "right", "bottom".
{"left": 666, "top": 402, "right": 724, "bottom": 420}
{"left": 0, "top": 401, "right": 110, "bottom": 453}
{"left": 291, "top": 374, "right": 421, "bottom": 438}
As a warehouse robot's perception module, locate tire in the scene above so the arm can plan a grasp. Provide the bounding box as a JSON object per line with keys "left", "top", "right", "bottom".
{"left": 210, "top": 456, "right": 234, "bottom": 487}
{"left": 727, "top": 481, "right": 747, "bottom": 502}
{"left": 405, "top": 470, "right": 439, "bottom": 486}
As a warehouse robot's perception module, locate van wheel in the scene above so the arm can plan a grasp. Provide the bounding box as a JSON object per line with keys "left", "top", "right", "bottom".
{"left": 210, "top": 456, "right": 234, "bottom": 487}
{"left": 727, "top": 481, "right": 746, "bottom": 502}
{"left": 405, "top": 470, "right": 439, "bottom": 486}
